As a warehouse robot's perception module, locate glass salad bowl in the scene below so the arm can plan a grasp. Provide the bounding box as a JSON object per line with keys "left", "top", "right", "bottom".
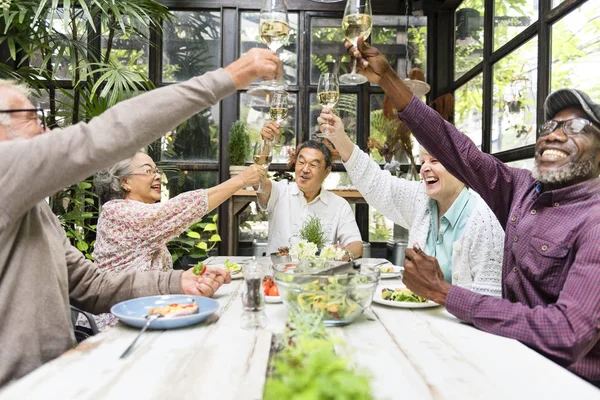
{"left": 272, "top": 261, "right": 380, "bottom": 326}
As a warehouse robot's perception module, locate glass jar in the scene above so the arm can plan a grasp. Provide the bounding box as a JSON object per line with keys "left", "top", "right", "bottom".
{"left": 240, "top": 258, "right": 267, "bottom": 329}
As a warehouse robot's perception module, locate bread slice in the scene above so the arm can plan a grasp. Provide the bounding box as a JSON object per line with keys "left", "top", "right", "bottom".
{"left": 147, "top": 302, "right": 199, "bottom": 318}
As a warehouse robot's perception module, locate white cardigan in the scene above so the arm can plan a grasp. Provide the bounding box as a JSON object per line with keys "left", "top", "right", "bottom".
{"left": 345, "top": 146, "right": 503, "bottom": 297}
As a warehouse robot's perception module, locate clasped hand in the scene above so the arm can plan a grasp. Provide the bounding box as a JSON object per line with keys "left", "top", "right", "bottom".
{"left": 181, "top": 266, "right": 231, "bottom": 297}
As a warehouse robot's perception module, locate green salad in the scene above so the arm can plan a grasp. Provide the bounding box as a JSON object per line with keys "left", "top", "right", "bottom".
{"left": 381, "top": 288, "right": 428, "bottom": 303}
{"left": 287, "top": 276, "right": 374, "bottom": 322}
{"left": 224, "top": 259, "right": 242, "bottom": 274}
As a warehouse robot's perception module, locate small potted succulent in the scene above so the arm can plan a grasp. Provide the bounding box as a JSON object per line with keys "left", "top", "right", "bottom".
{"left": 228, "top": 120, "right": 250, "bottom": 177}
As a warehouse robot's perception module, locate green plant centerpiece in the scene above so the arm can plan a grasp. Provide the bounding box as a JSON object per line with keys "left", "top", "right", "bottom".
{"left": 228, "top": 120, "right": 250, "bottom": 177}
{"left": 263, "top": 311, "right": 374, "bottom": 400}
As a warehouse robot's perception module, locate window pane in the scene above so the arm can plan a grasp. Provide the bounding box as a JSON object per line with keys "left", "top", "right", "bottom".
{"left": 239, "top": 201, "right": 269, "bottom": 243}
{"left": 309, "top": 17, "right": 349, "bottom": 85}
{"left": 240, "top": 12, "right": 299, "bottom": 86}
{"left": 309, "top": 93, "right": 357, "bottom": 145}
{"left": 552, "top": 0, "right": 566, "bottom": 8}
{"left": 161, "top": 105, "right": 220, "bottom": 162}
{"left": 240, "top": 92, "right": 298, "bottom": 164}
{"left": 505, "top": 158, "right": 534, "bottom": 171}
{"left": 163, "top": 170, "right": 218, "bottom": 197}
{"left": 369, "top": 208, "right": 393, "bottom": 243}
{"left": 551, "top": 2, "right": 600, "bottom": 100}
{"left": 369, "top": 94, "right": 418, "bottom": 167}
{"left": 30, "top": 9, "right": 87, "bottom": 80}
{"left": 323, "top": 172, "right": 354, "bottom": 190}
{"left": 492, "top": 37, "right": 538, "bottom": 153}
{"left": 455, "top": 74, "right": 483, "bottom": 149}
{"left": 36, "top": 89, "right": 74, "bottom": 128}
{"left": 101, "top": 18, "right": 149, "bottom": 77}
{"left": 162, "top": 11, "right": 221, "bottom": 82}
{"left": 493, "top": 0, "right": 537, "bottom": 50}
{"left": 455, "top": 0, "right": 484, "bottom": 80}
{"left": 371, "top": 15, "right": 427, "bottom": 82}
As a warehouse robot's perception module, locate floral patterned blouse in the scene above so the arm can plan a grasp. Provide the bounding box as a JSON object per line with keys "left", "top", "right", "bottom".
{"left": 89, "top": 189, "right": 209, "bottom": 330}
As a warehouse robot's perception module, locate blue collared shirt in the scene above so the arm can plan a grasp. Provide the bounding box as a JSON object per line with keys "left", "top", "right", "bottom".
{"left": 425, "top": 187, "right": 478, "bottom": 283}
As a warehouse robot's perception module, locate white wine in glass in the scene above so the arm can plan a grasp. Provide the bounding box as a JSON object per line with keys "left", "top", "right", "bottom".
{"left": 316, "top": 73, "right": 339, "bottom": 137}
{"left": 269, "top": 91, "right": 289, "bottom": 123}
{"left": 259, "top": 0, "right": 289, "bottom": 90}
{"left": 339, "top": 0, "right": 372, "bottom": 85}
{"left": 253, "top": 140, "right": 273, "bottom": 194}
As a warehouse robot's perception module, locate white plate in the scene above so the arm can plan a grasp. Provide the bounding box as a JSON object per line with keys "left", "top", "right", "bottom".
{"left": 230, "top": 272, "right": 243, "bottom": 280}
{"left": 372, "top": 285, "right": 439, "bottom": 309}
{"left": 379, "top": 265, "right": 403, "bottom": 279}
{"left": 265, "top": 295, "right": 282, "bottom": 303}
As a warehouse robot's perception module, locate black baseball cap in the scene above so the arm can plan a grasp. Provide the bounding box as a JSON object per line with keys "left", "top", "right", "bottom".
{"left": 544, "top": 88, "right": 600, "bottom": 125}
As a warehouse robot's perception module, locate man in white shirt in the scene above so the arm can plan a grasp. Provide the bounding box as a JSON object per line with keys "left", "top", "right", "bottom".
{"left": 256, "top": 131, "right": 363, "bottom": 259}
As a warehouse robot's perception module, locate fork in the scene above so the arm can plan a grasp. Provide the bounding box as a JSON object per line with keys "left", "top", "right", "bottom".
{"left": 119, "top": 314, "right": 161, "bottom": 359}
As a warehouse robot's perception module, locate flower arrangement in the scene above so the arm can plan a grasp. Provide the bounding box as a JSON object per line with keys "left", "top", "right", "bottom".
{"left": 289, "top": 240, "right": 345, "bottom": 261}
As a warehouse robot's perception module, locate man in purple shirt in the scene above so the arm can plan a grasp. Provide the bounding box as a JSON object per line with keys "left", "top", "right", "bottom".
{"left": 334, "top": 38, "right": 600, "bottom": 384}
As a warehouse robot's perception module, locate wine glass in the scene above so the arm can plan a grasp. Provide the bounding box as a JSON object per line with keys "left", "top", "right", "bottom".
{"left": 259, "top": 0, "right": 289, "bottom": 90}
{"left": 339, "top": 0, "right": 372, "bottom": 85}
{"left": 316, "top": 73, "right": 339, "bottom": 137}
{"left": 253, "top": 140, "right": 273, "bottom": 194}
{"left": 269, "top": 91, "right": 289, "bottom": 125}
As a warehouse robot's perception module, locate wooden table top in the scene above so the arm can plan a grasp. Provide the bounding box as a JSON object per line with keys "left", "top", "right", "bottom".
{"left": 2, "top": 256, "right": 598, "bottom": 399}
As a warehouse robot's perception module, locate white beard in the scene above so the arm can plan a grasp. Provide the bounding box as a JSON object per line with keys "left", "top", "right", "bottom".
{"left": 532, "top": 154, "right": 596, "bottom": 184}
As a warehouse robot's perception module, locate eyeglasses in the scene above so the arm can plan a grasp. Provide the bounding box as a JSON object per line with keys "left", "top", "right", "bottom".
{"left": 129, "top": 168, "right": 163, "bottom": 176}
{"left": 538, "top": 117, "right": 600, "bottom": 137}
{"left": 296, "top": 159, "right": 322, "bottom": 171}
{"left": 0, "top": 108, "right": 46, "bottom": 129}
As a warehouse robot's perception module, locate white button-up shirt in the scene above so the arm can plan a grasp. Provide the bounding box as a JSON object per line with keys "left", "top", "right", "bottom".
{"left": 260, "top": 181, "right": 362, "bottom": 255}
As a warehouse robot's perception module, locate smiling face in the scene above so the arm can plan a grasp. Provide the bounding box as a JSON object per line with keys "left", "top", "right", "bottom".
{"left": 294, "top": 147, "right": 331, "bottom": 196}
{"left": 532, "top": 106, "right": 600, "bottom": 188}
{"left": 122, "top": 153, "right": 162, "bottom": 204}
{"left": 419, "top": 150, "right": 465, "bottom": 203}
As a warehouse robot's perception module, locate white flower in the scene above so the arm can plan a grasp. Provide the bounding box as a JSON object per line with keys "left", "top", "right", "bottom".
{"left": 318, "top": 245, "right": 345, "bottom": 261}
{"left": 290, "top": 240, "right": 318, "bottom": 260}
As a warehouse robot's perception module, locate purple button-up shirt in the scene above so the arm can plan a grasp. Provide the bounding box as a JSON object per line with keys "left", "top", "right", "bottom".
{"left": 399, "top": 96, "right": 600, "bottom": 381}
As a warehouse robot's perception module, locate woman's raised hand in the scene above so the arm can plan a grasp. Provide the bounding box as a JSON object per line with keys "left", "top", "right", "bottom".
{"left": 317, "top": 109, "right": 355, "bottom": 162}
{"left": 238, "top": 164, "right": 268, "bottom": 187}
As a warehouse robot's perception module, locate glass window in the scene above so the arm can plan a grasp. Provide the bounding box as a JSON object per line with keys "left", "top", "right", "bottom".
{"left": 493, "top": 0, "right": 537, "bottom": 50}
{"left": 323, "top": 172, "right": 354, "bottom": 190}
{"left": 240, "top": 12, "right": 299, "bottom": 86}
{"left": 163, "top": 170, "right": 218, "bottom": 198}
{"left": 369, "top": 208, "right": 393, "bottom": 243}
{"left": 492, "top": 36, "right": 538, "bottom": 153}
{"left": 505, "top": 158, "right": 534, "bottom": 171}
{"left": 369, "top": 94, "right": 418, "bottom": 166}
{"left": 101, "top": 17, "right": 149, "bottom": 77}
{"left": 551, "top": 1, "right": 600, "bottom": 100}
{"left": 371, "top": 15, "right": 427, "bottom": 81}
{"left": 239, "top": 201, "right": 269, "bottom": 242}
{"left": 309, "top": 17, "right": 349, "bottom": 85}
{"left": 552, "top": 0, "right": 566, "bottom": 8}
{"left": 455, "top": 0, "right": 484, "bottom": 80}
{"left": 454, "top": 74, "right": 483, "bottom": 149}
{"left": 162, "top": 11, "right": 221, "bottom": 82}
{"left": 161, "top": 104, "right": 221, "bottom": 162}
{"left": 240, "top": 92, "right": 298, "bottom": 164}
{"left": 309, "top": 93, "right": 357, "bottom": 145}
{"left": 30, "top": 9, "right": 87, "bottom": 80}
{"left": 36, "top": 89, "right": 74, "bottom": 128}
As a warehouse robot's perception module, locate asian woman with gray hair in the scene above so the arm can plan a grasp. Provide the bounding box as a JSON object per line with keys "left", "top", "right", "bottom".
{"left": 90, "top": 151, "right": 267, "bottom": 330}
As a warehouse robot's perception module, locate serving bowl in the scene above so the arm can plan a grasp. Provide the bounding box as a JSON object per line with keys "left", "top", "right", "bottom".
{"left": 270, "top": 253, "right": 291, "bottom": 265}
{"left": 272, "top": 261, "right": 380, "bottom": 326}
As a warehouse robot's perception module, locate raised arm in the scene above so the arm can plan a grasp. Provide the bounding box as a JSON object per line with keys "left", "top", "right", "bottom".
{"left": 0, "top": 48, "right": 281, "bottom": 229}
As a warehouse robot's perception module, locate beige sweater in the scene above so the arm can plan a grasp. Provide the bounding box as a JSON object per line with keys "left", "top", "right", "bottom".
{"left": 0, "top": 69, "right": 236, "bottom": 386}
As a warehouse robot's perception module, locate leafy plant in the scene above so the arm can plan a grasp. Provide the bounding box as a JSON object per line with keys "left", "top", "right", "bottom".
{"left": 229, "top": 120, "right": 250, "bottom": 166}
{"left": 298, "top": 214, "right": 327, "bottom": 250}
{"left": 167, "top": 213, "right": 221, "bottom": 268}
{"left": 49, "top": 179, "right": 98, "bottom": 260}
{"left": 264, "top": 311, "right": 373, "bottom": 400}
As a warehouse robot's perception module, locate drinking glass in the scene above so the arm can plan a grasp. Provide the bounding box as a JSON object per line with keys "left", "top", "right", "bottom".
{"left": 269, "top": 91, "right": 289, "bottom": 124}
{"left": 253, "top": 140, "right": 272, "bottom": 194}
{"left": 316, "top": 73, "right": 339, "bottom": 137}
{"left": 339, "top": 0, "right": 372, "bottom": 85}
{"left": 259, "top": 0, "right": 289, "bottom": 90}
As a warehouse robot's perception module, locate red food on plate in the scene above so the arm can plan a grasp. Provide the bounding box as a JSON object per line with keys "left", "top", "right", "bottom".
{"left": 263, "top": 276, "right": 279, "bottom": 296}
{"left": 147, "top": 302, "right": 199, "bottom": 318}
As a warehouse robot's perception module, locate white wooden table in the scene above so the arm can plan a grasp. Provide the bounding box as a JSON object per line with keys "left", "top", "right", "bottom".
{"left": 2, "top": 256, "right": 598, "bottom": 400}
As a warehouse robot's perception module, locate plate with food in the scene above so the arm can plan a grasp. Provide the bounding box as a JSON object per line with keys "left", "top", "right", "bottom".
{"left": 372, "top": 285, "right": 439, "bottom": 309}
{"left": 263, "top": 276, "right": 282, "bottom": 303}
{"left": 378, "top": 264, "right": 403, "bottom": 279}
{"left": 111, "top": 295, "right": 220, "bottom": 329}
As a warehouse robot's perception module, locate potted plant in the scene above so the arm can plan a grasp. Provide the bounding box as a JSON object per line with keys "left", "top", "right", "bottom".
{"left": 229, "top": 120, "right": 250, "bottom": 177}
